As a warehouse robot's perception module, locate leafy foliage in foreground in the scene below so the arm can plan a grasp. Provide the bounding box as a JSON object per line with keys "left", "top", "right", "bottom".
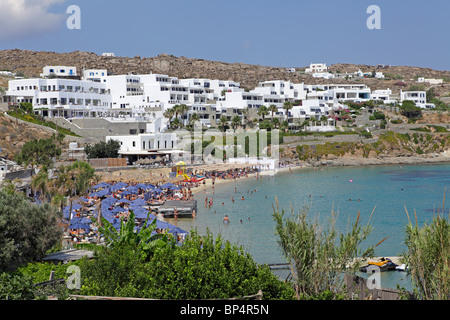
{"left": 78, "top": 230, "right": 294, "bottom": 299}
{"left": 0, "top": 189, "right": 62, "bottom": 272}
{"left": 403, "top": 206, "right": 450, "bottom": 300}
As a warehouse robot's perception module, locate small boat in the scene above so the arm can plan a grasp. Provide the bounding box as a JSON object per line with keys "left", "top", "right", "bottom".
{"left": 359, "top": 257, "right": 398, "bottom": 272}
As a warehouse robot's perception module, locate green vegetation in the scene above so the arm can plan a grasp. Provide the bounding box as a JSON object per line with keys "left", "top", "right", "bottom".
{"left": 399, "top": 100, "right": 422, "bottom": 119}
{"left": 403, "top": 204, "right": 450, "bottom": 300}
{"left": 0, "top": 189, "right": 62, "bottom": 272}
{"left": 273, "top": 203, "right": 380, "bottom": 299}
{"left": 7, "top": 107, "right": 81, "bottom": 137}
{"left": 14, "top": 135, "right": 63, "bottom": 169}
{"left": 295, "top": 131, "right": 450, "bottom": 161}
{"left": 411, "top": 125, "right": 448, "bottom": 133}
{"left": 85, "top": 139, "right": 121, "bottom": 159}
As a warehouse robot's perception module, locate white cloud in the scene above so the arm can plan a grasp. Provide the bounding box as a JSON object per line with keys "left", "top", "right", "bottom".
{"left": 0, "top": 0, "right": 66, "bottom": 40}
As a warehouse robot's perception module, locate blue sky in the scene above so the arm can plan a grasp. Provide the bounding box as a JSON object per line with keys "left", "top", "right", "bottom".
{"left": 0, "top": 0, "right": 449, "bottom": 70}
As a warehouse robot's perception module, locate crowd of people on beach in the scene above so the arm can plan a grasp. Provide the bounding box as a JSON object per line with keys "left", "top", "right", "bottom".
{"left": 65, "top": 165, "right": 268, "bottom": 244}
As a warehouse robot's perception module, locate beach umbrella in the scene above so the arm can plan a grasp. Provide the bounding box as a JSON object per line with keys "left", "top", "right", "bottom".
{"left": 160, "top": 182, "right": 175, "bottom": 189}
{"left": 102, "top": 196, "right": 117, "bottom": 205}
{"left": 68, "top": 222, "right": 90, "bottom": 232}
{"left": 170, "top": 185, "right": 181, "bottom": 191}
{"left": 92, "top": 182, "right": 110, "bottom": 190}
{"left": 89, "top": 187, "right": 110, "bottom": 197}
{"left": 111, "top": 206, "right": 128, "bottom": 214}
{"left": 110, "top": 182, "right": 128, "bottom": 191}
{"left": 130, "top": 198, "right": 147, "bottom": 206}
{"left": 117, "top": 198, "right": 131, "bottom": 203}
{"left": 134, "top": 183, "right": 148, "bottom": 189}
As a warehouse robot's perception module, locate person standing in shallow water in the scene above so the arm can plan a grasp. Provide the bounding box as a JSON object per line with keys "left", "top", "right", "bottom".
{"left": 223, "top": 215, "right": 230, "bottom": 223}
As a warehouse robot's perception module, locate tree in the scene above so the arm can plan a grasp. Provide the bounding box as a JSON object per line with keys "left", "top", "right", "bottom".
{"left": 78, "top": 229, "right": 294, "bottom": 299}
{"left": 399, "top": 100, "right": 422, "bottom": 119}
{"left": 139, "top": 230, "right": 295, "bottom": 299}
{"left": 269, "top": 104, "right": 278, "bottom": 119}
{"left": 85, "top": 139, "right": 121, "bottom": 159}
{"left": 15, "top": 137, "right": 62, "bottom": 170}
{"left": 231, "top": 115, "right": 241, "bottom": 130}
{"left": 178, "top": 104, "right": 189, "bottom": 127}
{"left": 163, "top": 108, "right": 175, "bottom": 129}
{"left": 65, "top": 161, "right": 97, "bottom": 197}
{"left": 257, "top": 105, "right": 269, "bottom": 120}
{"left": 403, "top": 204, "right": 450, "bottom": 300}
{"left": 19, "top": 102, "right": 33, "bottom": 114}
{"left": 189, "top": 112, "right": 200, "bottom": 128}
{"left": 0, "top": 189, "right": 62, "bottom": 272}
{"left": 283, "top": 101, "right": 293, "bottom": 121}
{"left": 218, "top": 116, "right": 229, "bottom": 132}
{"left": 273, "top": 202, "right": 380, "bottom": 299}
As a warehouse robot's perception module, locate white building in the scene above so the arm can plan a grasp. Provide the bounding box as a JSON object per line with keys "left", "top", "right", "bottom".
{"left": 312, "top": 72, "right": 334, "bottom": 79}
{"left": 400, "top": 90, "right": 435, "bottom": 109}
{"left": 6, "top": 77, "right": 111, "bottom": 118}
{"left": 375, "top": 72, "right": 385, "bottom": 79}
{"left": 371, "top": 89, "right": 396, "bottom": 104}
{"left": 106, "top": 132, "right": 183, "bottom": 163}
{"left": 417, "top": 77, "right": 443, "bottom": 85}
{"left": 305, "top": 63, "right": 327, "bottom": 73}
{"left": 41, "top": 66, "right": 77, "bottom": 78}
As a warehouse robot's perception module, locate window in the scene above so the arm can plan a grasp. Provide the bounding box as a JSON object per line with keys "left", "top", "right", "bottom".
{"left": 132, "top": 141, "right": 136, "bottom": 147}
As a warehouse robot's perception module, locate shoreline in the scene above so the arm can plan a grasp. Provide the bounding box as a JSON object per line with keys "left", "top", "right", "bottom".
{"left": 97, "top": 153, "right": 450, "bottom": 197}
{"left": 191, "top": 154, "right": 450, "bottom": 195}
{"left": 305, "top": 153, "right": 450, "bottom": 168}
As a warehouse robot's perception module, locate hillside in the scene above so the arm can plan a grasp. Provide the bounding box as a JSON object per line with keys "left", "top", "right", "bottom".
{"left": 0, "top": 112, "right": 55, "bottom": 160}
{"left": 0, "top": 49, "right": 449, "bottom": 96}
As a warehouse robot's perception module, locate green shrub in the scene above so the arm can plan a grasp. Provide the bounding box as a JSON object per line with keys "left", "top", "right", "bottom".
{"left": 0, "top": 273, "right": 35, "bottom": 300}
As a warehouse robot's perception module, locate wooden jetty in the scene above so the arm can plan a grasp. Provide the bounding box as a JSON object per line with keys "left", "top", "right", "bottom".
{"left": 157, "top": 200, "right": 197, "bottom": 218}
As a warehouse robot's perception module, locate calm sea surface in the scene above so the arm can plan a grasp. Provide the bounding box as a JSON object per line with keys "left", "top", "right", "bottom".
{"left": 172, "top": 163, "right": 450, "bottom": 290}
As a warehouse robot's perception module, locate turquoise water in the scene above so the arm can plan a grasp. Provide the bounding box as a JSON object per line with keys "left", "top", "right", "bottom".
{"left": 172, "top": 163, "right": 450, "bottom": 290}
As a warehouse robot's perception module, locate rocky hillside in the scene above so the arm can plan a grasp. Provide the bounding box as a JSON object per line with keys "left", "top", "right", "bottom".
{"left": 0, "top": 112, "right": 54, "bottom": 160}
{"left": 281, "top": 130, "right": 450, "bottom": 164}
{"left": 0, "top": 49, "right": 449, "bottom": 95}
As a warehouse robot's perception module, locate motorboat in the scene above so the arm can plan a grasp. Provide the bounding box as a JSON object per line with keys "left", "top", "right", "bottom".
{"left": 359, "top": 257, "right": 398, "bottom": 272}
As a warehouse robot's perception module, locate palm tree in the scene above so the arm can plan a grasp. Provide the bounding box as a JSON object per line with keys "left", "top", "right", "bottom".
{"left": 269, "top": 104, "right": 278, "bottom": 119}
{"left": 272, "top": 117, "right": 280, "bottom": 129}
{"left": 163, "top": 108, "right": 175, "bottom": 129}
{"left": 283, "top": 101, "right": 293, "bottom": 121}
{"left": 178, "top": 104, "right": 189, "bottom": 127}
{"left": 320, "top": 115, "right": 329, "bottom": 126}
{"left": 31, "top": 167, "right": 52, "bottom": 202}
{"left": 189, "top": 112, "right": 200, "bottom": 128}
{"left": 218, "top": 116, "right": 229, "bottom": 132}
{"left": 257, "top": 105, "right": 269, "bottom": 121}
{"left": 231, "top": 115, "right": 241, "bottom": 130}
{"left": 171, "top": 117, "right": 181, "bottom": 129}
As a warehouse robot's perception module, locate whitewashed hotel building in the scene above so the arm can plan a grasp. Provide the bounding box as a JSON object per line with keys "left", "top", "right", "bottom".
{"left": 5, "top": 77, "right": 111, "bottom": 118}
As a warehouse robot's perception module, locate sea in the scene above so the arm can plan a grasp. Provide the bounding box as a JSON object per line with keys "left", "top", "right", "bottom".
{"left": 171, "top": 162, "right": 450, "bottom": 291}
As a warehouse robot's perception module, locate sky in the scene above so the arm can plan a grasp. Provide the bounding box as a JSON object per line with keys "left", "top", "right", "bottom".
{"left": 0, "top": 0, "right": 449, "bottom": 70}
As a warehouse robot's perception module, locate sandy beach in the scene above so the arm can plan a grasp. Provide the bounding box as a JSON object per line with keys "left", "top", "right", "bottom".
{"left": 95, "top": 152, "right": 450, "bottom": 197}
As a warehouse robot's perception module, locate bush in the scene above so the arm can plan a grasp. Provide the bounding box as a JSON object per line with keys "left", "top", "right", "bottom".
{"left": 0, "top": 273, "right": 35, "bottom": 300}
{"left": 273, "top": 204, "right": 379, "bottom": 298}
{"left": 403, "top": 207, "right": 450, "bottom": 300}
{"left": 78, "top": 230, "right": 294, "bottom": 299}
{"left": 0, "top": 189, "right": 62, "bottom": 272}
{"left": 85, "top": 139, "right": 121, "bottom": 159}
